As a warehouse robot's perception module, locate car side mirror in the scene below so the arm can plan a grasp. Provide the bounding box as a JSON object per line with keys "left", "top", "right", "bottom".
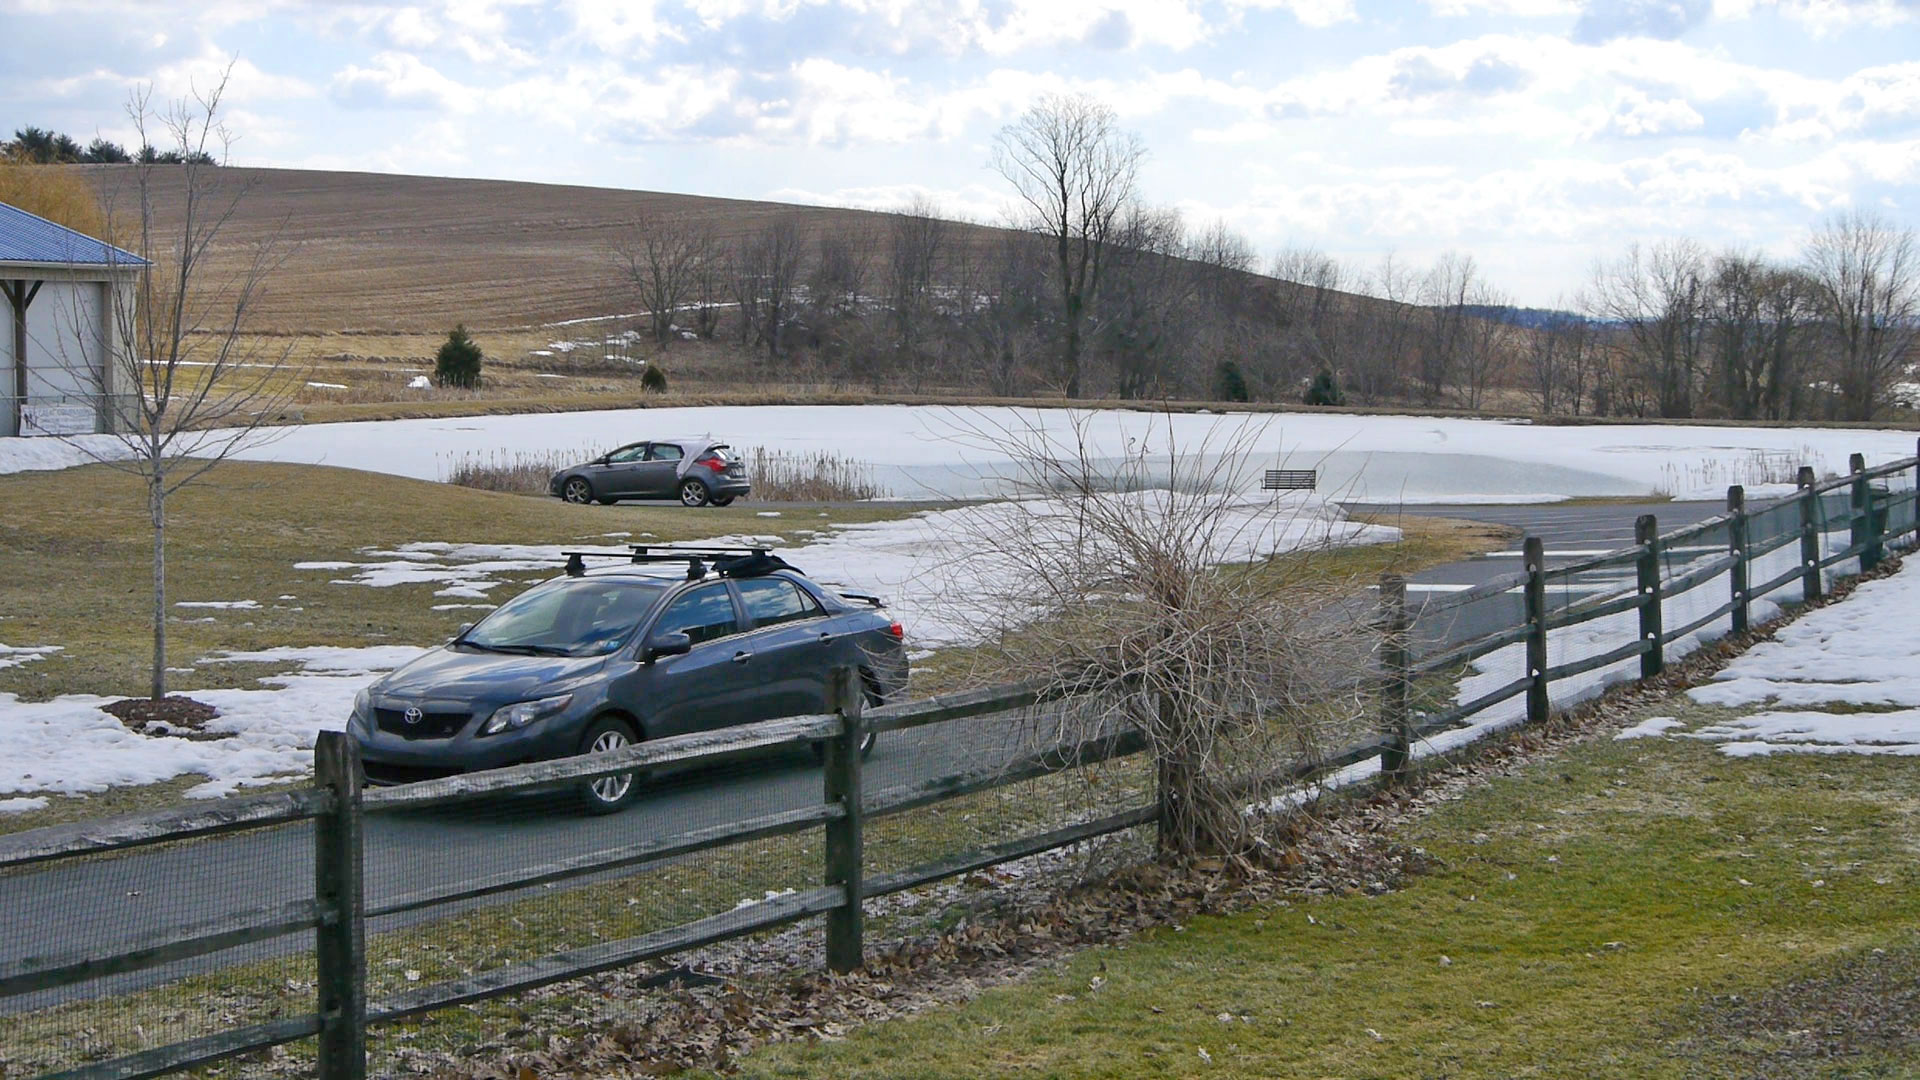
{"left": 452, "top": 622, "right": 474, "bottom": 642}
{"left": 643, "top": 631, "right": 692, "bottom": 662}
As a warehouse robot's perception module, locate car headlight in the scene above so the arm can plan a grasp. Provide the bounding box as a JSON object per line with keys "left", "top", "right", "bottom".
{"left": 480, "top": 693, "right": 574, "bottom": 736}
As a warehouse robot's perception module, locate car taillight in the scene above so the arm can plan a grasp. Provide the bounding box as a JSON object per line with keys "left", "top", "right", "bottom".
{"left": 886, "top": 621, "right": 904, "bottom": 639}
{"left": 697, "top": 454, "right": 727, "bottom": 471}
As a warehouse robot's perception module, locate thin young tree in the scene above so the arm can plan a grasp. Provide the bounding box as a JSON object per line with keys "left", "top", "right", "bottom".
{"left": 992, "top": 94, "right": 1144, "bottom": 398}
{"left": 75, "top": 71, "right": 301, "bottom": 702}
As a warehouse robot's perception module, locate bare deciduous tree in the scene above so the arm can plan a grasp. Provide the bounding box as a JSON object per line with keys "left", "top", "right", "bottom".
{"left": 610, "top": 212, "right": 714, "bottom": 348}
{"left": 886, "top": 195, "right": 948, "bottom": 363}
{"left": 1586, "top": 239, "right": 1708, "bottom": 418}
{"left": 992, "top": 94, "right": 1144, "bottom": 398}
{"left": 1803, "top": 210, "right": 1919, "bottom": 422}
{"left": 77, "top": 72, "right": 301, "bottom": 701}
{"left": 1415, "top": 252, "right": 1478, "bottom": 406}
{"left": 958, "top": 230, "right": 1047, "bottom": 395}
{"left": 932, "top": 412, "right": 1373, "bottom": 857}
{"left": 1097, "top": 205, "right": 1191, "bottom": 399}
{"left": 728, "top": 217, "right": 806, "bottom": 361}
{"left": 1525, "top": 306, "right": 1593, "bottom": 415}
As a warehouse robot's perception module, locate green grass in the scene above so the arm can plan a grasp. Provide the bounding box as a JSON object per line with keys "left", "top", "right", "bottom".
{"left": 722, "top": 697, "right": 1920, "bottom": 1079}
{"left": 1, "top": 764, "right": 1154, "bottom": 1077}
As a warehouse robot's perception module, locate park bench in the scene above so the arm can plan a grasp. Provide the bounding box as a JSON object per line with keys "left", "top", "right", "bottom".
{"left": 1262, "top": 468, "right": 1317, "bottom": 492}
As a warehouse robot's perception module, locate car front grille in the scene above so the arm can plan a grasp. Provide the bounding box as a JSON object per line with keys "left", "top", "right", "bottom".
{"left": 374, "top": 707, "right": 472, "bottom": 740}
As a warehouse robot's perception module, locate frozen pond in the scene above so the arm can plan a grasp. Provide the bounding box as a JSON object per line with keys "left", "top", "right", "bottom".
{"left": 4, "top": 404, "right": 1915, "bottom": 503}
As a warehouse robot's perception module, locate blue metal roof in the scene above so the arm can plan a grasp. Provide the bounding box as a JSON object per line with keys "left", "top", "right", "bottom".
{"left": 0, "top": 200, "right": 147, "bottom": 268}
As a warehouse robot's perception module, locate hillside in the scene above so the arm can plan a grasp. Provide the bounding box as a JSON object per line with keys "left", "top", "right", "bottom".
{"left": 80, "top": 165, "right": 1007, "bottom": 335}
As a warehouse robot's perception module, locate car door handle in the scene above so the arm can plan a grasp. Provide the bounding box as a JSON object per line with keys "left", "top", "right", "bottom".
{"left": 816, "top": 632, "right": 832, "bottom": 644}
{"left": 731, "top": 650, "right": 754, "bottom": 663}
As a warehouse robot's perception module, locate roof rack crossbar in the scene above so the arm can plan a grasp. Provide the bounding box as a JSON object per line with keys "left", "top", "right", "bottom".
{"left": 558, "top": 545, "right": 795, "bottom": 581}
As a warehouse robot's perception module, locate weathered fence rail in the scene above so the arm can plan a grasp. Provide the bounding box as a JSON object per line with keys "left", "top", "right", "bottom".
{"left": 7, "top": 442, "right": 1920, "bottom": 1080}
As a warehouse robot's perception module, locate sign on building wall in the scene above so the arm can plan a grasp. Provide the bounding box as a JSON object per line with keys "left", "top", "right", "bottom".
{"left": 21, "top": 403, "right": 96, "bottom": 436}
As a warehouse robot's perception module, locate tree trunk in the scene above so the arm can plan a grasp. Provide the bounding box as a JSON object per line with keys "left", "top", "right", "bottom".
{"left": 149, "top": 471, "right": 167, "bottom": 700}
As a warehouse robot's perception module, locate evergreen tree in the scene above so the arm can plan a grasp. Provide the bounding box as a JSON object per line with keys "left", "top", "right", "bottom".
{"left": 1212, "top": 360, "right": 1250, "bottom": 403}
{"left": 435, "top": 325, "right": 483, "bottom": 389}
{"left": 641, "top": 362, "right": 668, "bottom": 393}
{"left": 1304, "top": 369, "right": 1345, "bottom": 406}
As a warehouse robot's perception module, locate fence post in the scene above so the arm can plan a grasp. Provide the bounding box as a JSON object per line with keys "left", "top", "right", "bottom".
{"left": 823, "top": 666, "right": 865, "bottom": 974}
{"left": 1524, "top": 537, "right": 1549, "bottom": 725}
{"left": 1798, "top": 466, "right": 1823, "bottom": 603}
{"left": 1636, "top": 515, "right": 1664, "bottom": 679}
{"left": 1378, "top": 574, "right": 1411, "bottom": 783}
{"left": 1849, "top": 452, "right": 1874, "bottom": 573}
{"left": 1728, "top": 485, "right": 1749, "bottom": 636}
{"left": 313, "top": 731, "right": 366, "bottom": 1080}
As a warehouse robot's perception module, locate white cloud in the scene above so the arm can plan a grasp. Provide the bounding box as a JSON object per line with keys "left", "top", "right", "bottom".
{"left": 1583, "top": 87, "right": 1707, "bottom": 136}
{"left": 1716, "top": 0, "right": 1918, "bottom": 34}
{"left": 1228, "top": 0, "right": 1359, "bottom": 28}
{"left": 329, "top": 52, "right": 475, "bottom": 112}
{"left": 1425, "top": 0, "right": 1577, "bottom": 14}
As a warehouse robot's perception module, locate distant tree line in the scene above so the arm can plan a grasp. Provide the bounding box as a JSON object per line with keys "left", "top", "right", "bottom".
{"left": 2, "top": 125, "right": 216, "bottom": 165}
{"left": 598, "top": 95, "right": 1915, "bottom": 420}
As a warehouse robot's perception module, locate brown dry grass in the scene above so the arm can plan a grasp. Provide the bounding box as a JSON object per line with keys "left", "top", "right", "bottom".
{"left": 79, "top": 165, "right": 1005, "bottom": 334}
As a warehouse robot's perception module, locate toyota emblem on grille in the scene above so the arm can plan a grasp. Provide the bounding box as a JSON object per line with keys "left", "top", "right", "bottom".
{"left": 403, "top": 707, "right": 424, "bottom": 725}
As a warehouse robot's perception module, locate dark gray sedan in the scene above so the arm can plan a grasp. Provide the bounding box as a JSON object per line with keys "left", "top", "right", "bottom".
{"left": 549, "top": 438, "right": 751, "bottom": 507}
{"left": 348, "top": 551, "right": 908, "bottom": 812}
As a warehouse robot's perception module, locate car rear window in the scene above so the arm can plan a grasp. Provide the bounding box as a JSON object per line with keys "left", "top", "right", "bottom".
{"left": 465, "top": 579, "right": 666, "bottom": 656}
{"left": 736, "top": 577, "right": 821, "bottom": 628}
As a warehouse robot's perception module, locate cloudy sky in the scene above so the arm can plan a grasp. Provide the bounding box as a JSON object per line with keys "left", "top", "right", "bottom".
{"left": 3, "top": 0, "right": 1916, "bottom": 305}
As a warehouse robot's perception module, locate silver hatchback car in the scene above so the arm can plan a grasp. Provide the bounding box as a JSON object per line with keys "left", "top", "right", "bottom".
{"left": 550, "top": 438, "right": 751, "bottom": 507}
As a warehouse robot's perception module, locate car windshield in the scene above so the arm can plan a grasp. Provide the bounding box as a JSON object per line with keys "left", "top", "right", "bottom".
{"left": 462, "top": 579, "right": 667, "bottom": 656}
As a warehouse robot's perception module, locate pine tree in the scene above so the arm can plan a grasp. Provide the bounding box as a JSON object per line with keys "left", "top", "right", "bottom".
{"left": 1304, "top": 369, "right": 1345, "bottom": 407}
{"left": 1212, "top": 360, "right": 1250, "bottom": 403}
{"left": 435, "top": 325, "right": 483, "bottom": 389}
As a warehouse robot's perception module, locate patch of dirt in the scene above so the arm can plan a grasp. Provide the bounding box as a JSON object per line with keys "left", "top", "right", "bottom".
{"left": 102, "top": 696, "right": 227, "bottom": 739}
{"left": 1672, "top": 941, "right": 1920, "bottom": 1078}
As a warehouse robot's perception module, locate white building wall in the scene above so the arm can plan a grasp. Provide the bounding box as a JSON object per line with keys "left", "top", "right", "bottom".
{"left": 2, "top": 268, "right": 138, "bottom": 437}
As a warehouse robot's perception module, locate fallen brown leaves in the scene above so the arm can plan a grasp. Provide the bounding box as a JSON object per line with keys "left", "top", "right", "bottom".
{"left": 397, "top": 556, "right": 1913, "bottom": 1079}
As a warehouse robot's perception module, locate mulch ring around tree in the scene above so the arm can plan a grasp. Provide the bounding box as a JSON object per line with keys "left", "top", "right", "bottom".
{"left": 103, "top": 696, "right": 229, "bottom": 739}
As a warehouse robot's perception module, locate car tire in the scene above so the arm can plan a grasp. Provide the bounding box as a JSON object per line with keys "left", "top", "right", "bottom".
{"left": 678, "top": 479, "right": 710, "bottom": 507}
{"left": 562, "top": 477, "right": 594, "bottom": 505}
{"left": 576, "top": 716, "right": 643, "bottom": 814}
{"left": 811, "top": 683, "right": 882, "bottom": 763}
{"left": 711, "top": 496, "right": 735, "bottom": 507}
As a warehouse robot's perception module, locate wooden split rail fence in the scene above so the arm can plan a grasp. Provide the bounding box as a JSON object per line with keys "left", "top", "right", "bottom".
{"left": 4, "top": 443, "right": 1919, "bottom": 1080}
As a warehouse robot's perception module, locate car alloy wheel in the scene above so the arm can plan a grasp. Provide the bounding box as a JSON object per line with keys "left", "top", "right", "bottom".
{"left": 577, "top": 717, "right": 641, "bottom": 813}
{"left": 564, "top": 477, "right": 593, "bottom": 504}
{"left": 679, "top": 479, "right": 709, "bottom": 507}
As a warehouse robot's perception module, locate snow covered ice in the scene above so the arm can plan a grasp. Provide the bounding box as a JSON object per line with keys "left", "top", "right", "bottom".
{"left": 3, "top": 404, "right": 1913, "bottom": 504}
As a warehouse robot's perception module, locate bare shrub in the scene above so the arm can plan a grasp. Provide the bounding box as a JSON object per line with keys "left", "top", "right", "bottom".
{"left": 932, "top": 412, "right": 1378, "bottom": 857}
{"left": 444, "top": 450, "right": 573, "bottom": 494}
{"left": 742, "top": 447, "right": 882, "bottom": 501}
